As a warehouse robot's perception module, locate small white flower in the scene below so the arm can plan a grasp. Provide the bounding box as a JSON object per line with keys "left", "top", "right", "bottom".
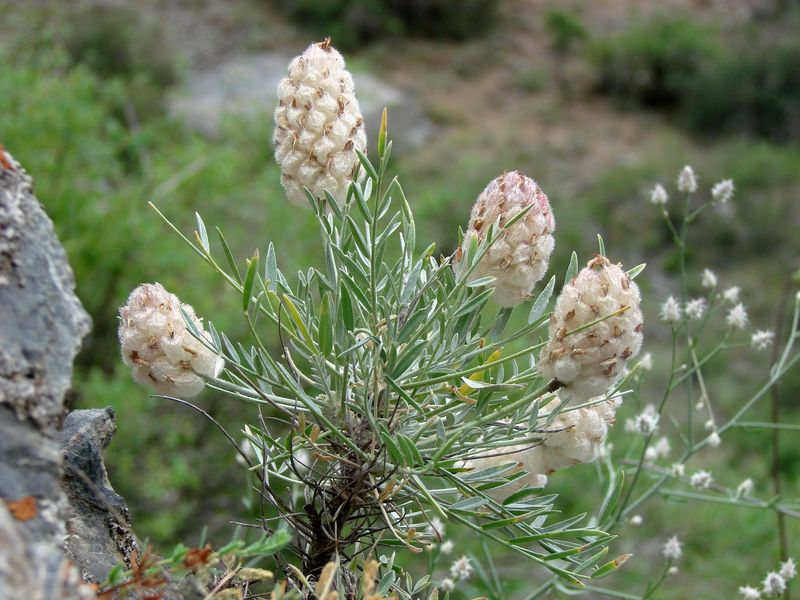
{"left": 780, "top": 558, "right": 797, "bottom": 580}
{"left": 639, "top": 352, "right": 653, "bottom": 371}
{"left": 690, "top": 469, "right": 712, "bottom": 489}
{"left": 440, "top": 578, "right": 456, "bottom": 592}
{"left": 630, "top": 515, "right": 643, "bottom": 526}
{"left": 671, "top": 463, "right": 686, "bottom": 477}
{"left": 645, "top": 436, "right": 671, "bottom": 462}
{"left": 677, "top": 165, "right": 698, "bottom": 194}
{"left": 706, "top": 431, "right": 721, "bottom": 447}
{"left": 660, "top": 296, "right": 682, "bottom": 322}
{"left": 723, "top": 286, "right": 741, "bottom": 303}
{"left": 631, "top": 405, "right": 660, "bottom": 435}
{"left": 668, "top": 565, "right": 679, "bottom": 575}
{"left": 736, "top": 478, "right": 754, "bottom": 498}
{"left": 727, "top": 303, "right": 749, "bottom": 329}
{"left": 662, "top": 536, "right": 683, "bottom": 560}
{"left": 739, "top": 585, "right": 761, "bottom": 599}
{"left": 650, "top": 183, "right": 669, "bottom": 206}
{"left": 701, "top": 269, "right": 718, "bottom": 289}
{"left": 685, "top": 298, "right": 707, "bottom": 320}
{"left": 751, "top": 330, "right": 775, "bottom": 351}
{"left": 762, "top": 572, "right": 786, "bottom": 597}
{"left": 704, "top": 419, "right": 714, "bottom": 431}
{"left": 711, "top": 179, "right": 735, "bottom": 204}
{"left": 440, "top": 540, "right": 455, "bottom": 555}
{"left": 450, "top": 556, "right": 473, "bottom": 581}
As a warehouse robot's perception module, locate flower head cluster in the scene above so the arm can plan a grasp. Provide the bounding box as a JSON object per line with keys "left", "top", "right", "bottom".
{"left": 650, "top": 183, "right": 668, "bottom": 206}
{"left": 711, "top": 179, "right": 735, "bottom": 204}
{"left": 460, "top": 171, "right": 555, "bottom": 306}
{"left": 450, "top": 556, "right": 473, "bottom": 581}
{"left": 660, "top": 296, "right": 682, "bottom": 322}
{"left": 645, "top": 436, "right": 671, "bottom": 461}
{"left": 466, "top": 399, "right": 620, "bottom": 498}
{"left": 685, "top": 297, "right": 707, "bottom": 320}
{"left": 690, "top": 469, "right": 712, "bottom": 489}
{"left": 751, "top": 330, "right": 774, "bottom": 351}
{"left": 702, "top": 269, "right": 718, "bottom": 289}
{"left": 662, "top": 536, "right": 683, "bottom": 561}
{"left": 626, "top": 404, "right": 659, "bottom": 435}
{"left": 273, "top": 39, "right": 367, "bottom": 206}
{"left": 677, "top": 165, "right": 698, "bottom": 194}
{"left": 738, "top": 558, "right": 797, "bottom": 598}
{"left": 727, "top": 303, "right": 749, "bottom": 329}
{"left": 119, "top": 283, "right": 223, "bottom": 398}
{"left": 538, "top": 256, "right": 643, "bottom": 401}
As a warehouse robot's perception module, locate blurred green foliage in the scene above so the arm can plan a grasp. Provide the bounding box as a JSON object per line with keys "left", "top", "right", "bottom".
{"left": 270, "top": 0, "right": 499, "bottom": 49}
{"left": 590, "top": 13, "right": 800, "bottom": 142}
{"left": 590, "top": 17, "right": 717, "bottom": 108}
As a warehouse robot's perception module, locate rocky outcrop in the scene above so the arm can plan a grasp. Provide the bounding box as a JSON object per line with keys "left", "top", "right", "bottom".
{"left": 0, "top": 149, "right": 108, "bottom": 599}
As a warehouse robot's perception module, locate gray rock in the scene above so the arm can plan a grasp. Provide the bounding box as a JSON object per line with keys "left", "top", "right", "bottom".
{"left": 0, "top": 153, "right": 91, "bottom": 431}
{"left": 168, "top": 52, "right": 434, "bottom": 153}
{"left": 60, "top": 407, "right": 138, "bottom": 584}
{"left": 0, "top": 150, "right": 96, "bottom": 598}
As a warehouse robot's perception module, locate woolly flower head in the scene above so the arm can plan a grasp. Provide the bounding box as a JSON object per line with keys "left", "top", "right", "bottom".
{"left": 677, "top": 165, "right": 698, "bottom": 194}
{"left": 273, "top": 39, "right": 366, "bottom": 206}
{"left": 685, "top": 298, "right": 707, "bottom": 320}
{"left": 702, "top": 268, "right": 718, "bottom": 289}
{"left": 440, "top": 578, "right": 455, "bottom": 592}
{"left": 465, "top": 398, "right": 619, "bottom": 498}
{"left": 119, "top": 283, "right": 223, "bottom": 398}
{"left": 751, "top": 330, "right": 774, "bottom": 351}
{"left": 660, "top": 296, "right": 682, "bottom": 322}
{"left": 738, "top": 585, "right": 761, "bottom": 600}
{"left": 537, "top": 256, "right": 642, "bottom": 401}
{"left": 762, "top": 572, "right": 786, "bottom": 597}
{"left": 459, "top": 171, "right": 555, "bottom": 306}
{"left": 650, "top": 183, "right": 668, "bottom": 206}
{"left": 523, "top": 398, "right": 620, "bottom": 476}
{"left": 727, "top": 303, "right": 749, "bottom": 329}
{"left": 662, "top": 536, "right": 683, "bottom": 561}
{"left": 690, "top": 469, "right": 712, "bottom": 489}
{"left": 711, "top": 179, "right": 735, "bottom": 204}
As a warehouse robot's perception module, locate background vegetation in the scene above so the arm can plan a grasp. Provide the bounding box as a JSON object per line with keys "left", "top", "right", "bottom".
{"left": 1, "top": 1, "right": 798, "bottom": 597}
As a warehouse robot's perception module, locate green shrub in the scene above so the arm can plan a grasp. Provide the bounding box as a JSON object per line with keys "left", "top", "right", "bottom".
{"left": 683, "top": 43, "right": 800, "bottom": 142}
{"left": 590, "top": 17, "right": 717, "bottom": 107}
{"left": 271, "top": 0, "right": 499, "bottom": 49}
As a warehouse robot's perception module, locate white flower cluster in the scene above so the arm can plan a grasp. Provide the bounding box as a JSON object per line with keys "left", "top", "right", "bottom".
{"left": 645, "top": 436, "right": 671, "bottom": 461}
{"left": 461, "top": 171, "right": 556, "bottom": 307}
{"left": 660, "top": 296, "right": 682, "bottom": 323}
{"left": 690, "top": 469, "right": 712, "bottom": 489}
{"left": 739, "top": 558, "right": 796, "bottom": 598}
{"left": 751, "top": 330, "right": 774, "bottom": 351}
{"left": 650, "top": 183, "right": 669, "bottom": 206}
{"left": 662, "top": 536, "right": 683, "bottom": 561}
{"left": 466, "top": 398, "right": 620, "bottom": 497}
{"left": 119, "top": 283, "right": 223, "bottom": 398}
{"left": 711, "top": 179, "right": 735, "bottom": 204}
{"left": 273, "top": 39, "right": 367, "bottom": 206}
{"left": 625, "top": 404, "right": 659, "bottom": 435}
{"left": 677, "top": 165, "right": 698, "bottom": 194}
{"left": 538, "top": 256, "right": 643, "bottom": 401}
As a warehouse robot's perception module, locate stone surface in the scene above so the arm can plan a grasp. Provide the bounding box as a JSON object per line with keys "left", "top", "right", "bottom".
{"left": 60, "top": 408, "right": 138, "bottom": 584}
{"left": 0, "top": 152, "right": 91, "bottom": 431}
{"left": 0, "top": 150, "right": 96, "bottom": 599}
{"left": 169, "top": 52, "right": 434, "bottom": 153}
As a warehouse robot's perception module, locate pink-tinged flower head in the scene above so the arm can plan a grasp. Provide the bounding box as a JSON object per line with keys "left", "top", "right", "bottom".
{"left": 460, "top": 171, "right": 555, "bottom": 307}
{"left": 273, "top": 39, "right": 366, "bottom": 206}
{"left": 119, "top": 283, "right": 223, "bottom": 398}
{"left": 538, "top": 256, "right": 643, "bottom": 401}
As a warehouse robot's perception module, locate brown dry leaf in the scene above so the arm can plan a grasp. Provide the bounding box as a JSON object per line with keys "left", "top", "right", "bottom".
{"left": 5, "top": 495, "right": 37, "bottom": 520}
{"left": 183, "top": 544, "right": 214, "bottom": 570}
